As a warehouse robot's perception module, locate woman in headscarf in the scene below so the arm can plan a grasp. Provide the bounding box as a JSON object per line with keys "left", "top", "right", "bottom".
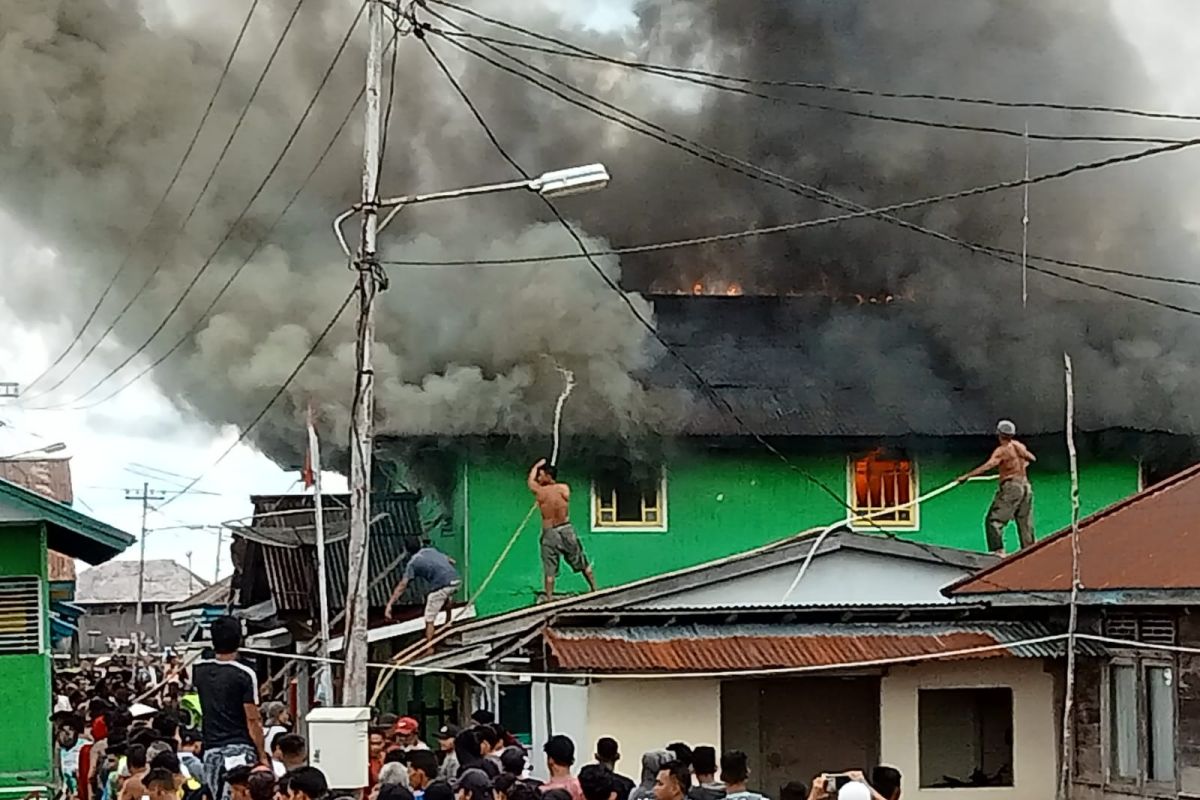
{"left": 630, "top": 751, "right": 674, "bottom": 800}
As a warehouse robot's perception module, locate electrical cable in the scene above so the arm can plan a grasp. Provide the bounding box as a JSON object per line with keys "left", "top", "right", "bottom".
{"left": 426, "top": 26, "right": 1182, "bottom": 146}
{"left": 154, "top": 284, "right": 358, "bottom": 511}
{"left": 16, "top": 0, "right": 264, "bottom": 398}
{"left": 26, "top": 1, "right": 369, "bottom": 411}
{"left": 22, "top": 0, "right": 312, "bottom": 404}
{"left": 418, "top": 35, "right": 883, "bottom": 526}
{"left": 424, "top": 0, "right": 1200, "bottom": 125}
{"left": 422, "top": 25, "right": 1200, "bottom": 317}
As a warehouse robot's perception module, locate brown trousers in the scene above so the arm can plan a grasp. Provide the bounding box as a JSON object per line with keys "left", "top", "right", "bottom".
{"left": 986, "top": 478, "right": 1035, "bottom": 553}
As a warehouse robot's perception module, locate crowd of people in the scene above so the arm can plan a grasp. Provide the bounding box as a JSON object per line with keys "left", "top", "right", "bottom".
{"left": 49, "top": 617, "right": 902, "bottom": 800}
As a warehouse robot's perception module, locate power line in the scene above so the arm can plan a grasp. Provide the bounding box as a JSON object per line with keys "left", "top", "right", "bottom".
{"left": 17, "top": 0, "right": 264, "bottom": 398}
{"left": 431, "top": 27, "right": 1181, "bottom": 146}
{"left": 26, "top": 0, "right": 368, "bottom": 411}
{"left": 155, "top": 283, "right": 358, "bottom": 511}
{"left": 21, "top": 0, "right": 312, "bottom": 406}
{"left": 410, "top": 25, "right": 1200, "bottom": 317}
{"left": 419, "top": 34, "right": 892, "bottom": 526}
{"left": 424, "top": 0, "right": 1200, "bottom": 125}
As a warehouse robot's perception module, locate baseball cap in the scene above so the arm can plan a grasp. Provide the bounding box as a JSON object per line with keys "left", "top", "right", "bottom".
{"left": 393, "top": 716, "right": 420, "bottom": 736}
{"left": 996, "top": 419, "right": 1017, "bottom": 436}
{"left": 436, "top": 723, "right": 460, "bottom": 740}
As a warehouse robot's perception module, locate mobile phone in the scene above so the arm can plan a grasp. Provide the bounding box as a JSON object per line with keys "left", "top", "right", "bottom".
{"left": 824, "top": 774, "right": 852, "bottom": 793}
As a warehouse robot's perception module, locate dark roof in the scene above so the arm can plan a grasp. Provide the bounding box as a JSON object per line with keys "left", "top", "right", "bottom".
{"left": 0, "top": 477, "right": 133, "bottom": 564}
{"left": 170, "top": 575, "right": 233, "bottom": 613}
{"left": 234, "top": 493, "right": 425, "bottom": 614}
{"left": 948, "top": 462, "right": 1200, "bottom": 596}
{"left": 409, "top": 529, "right": 996, "bottom": 669}
{"left": 545, "top": 621, "right": 1095, "bottom": 672}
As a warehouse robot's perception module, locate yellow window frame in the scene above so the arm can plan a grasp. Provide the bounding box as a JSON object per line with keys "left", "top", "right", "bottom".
{"left": 847, "top": 455, "right": 919, "bottom": 529}
{"left": 591, "top": 471, "right": 667, "bottom": 531}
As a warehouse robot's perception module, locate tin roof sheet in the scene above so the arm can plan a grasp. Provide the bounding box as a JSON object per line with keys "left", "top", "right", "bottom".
{"left": 950, "top": 462, "right": 1200, "bottom": 595}
{"left": 544, "top": 621, "right": 1091, "bottom": 672}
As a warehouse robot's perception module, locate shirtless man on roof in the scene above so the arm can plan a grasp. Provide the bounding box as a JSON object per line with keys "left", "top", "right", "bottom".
{"left": 958, "top": 419, "right": 1037, "bottom": 554}
{"left": 529, "top": 458, "right": 597, "bottom": 602}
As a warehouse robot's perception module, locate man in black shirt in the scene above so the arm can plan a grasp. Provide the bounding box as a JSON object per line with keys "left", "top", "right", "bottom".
{"left": 194, "top": 617, "right": 267, "bottom": 800}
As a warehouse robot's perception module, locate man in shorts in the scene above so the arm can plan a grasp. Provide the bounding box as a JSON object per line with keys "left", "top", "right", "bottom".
{"left": 958, "top": 419, "right": 1037, "bottom": 554}
{"left": 529, "top": 459, "right": 597, "bottom": 602}
{"left": 385, "top": 541, "right": 462, "bottom": 641}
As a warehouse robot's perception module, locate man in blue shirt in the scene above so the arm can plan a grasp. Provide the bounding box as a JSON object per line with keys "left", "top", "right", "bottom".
{"left": 385, "top": 542, "right": 462, "bottom": 641}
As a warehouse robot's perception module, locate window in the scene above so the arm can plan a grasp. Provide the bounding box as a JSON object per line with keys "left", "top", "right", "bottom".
{"left": 918, "top": 688, "right": 1013, "bottom": 789}
{"left": 0, "top": 576, "right": 43, "bottom": 655}
{"left": 591, "top": 466, "right": 666, "bottom": 531}
{"left": 1106, "top": 660, "right": 1177, "bottom": 789}
{"left": 849, "top": 452, "right": 917, "bottom": 528}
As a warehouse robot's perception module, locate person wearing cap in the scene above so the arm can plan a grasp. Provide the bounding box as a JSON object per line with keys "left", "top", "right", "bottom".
{"left": 435, "top": 725, "right": 460, "bottom": 779}
{"left": 393, "top": 717, "right": 430, "bottom": 752}
{"left": 958, "top": 419, "right": 1037, "bottom": 554}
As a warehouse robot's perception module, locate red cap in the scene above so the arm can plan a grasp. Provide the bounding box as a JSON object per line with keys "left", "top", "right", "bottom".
{"left": 393, "top": 716, "right": 419, "bottom": 736}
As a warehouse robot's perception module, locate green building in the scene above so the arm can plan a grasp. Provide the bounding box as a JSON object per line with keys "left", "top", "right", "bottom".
{"left": 376, "top": 296, "right": 1184, "bottom": 619}
{"left": 0, "top": 478, "right": 134, "bottom": 796}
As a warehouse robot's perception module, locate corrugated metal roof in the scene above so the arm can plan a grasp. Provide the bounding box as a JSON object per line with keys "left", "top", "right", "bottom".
{"left": 169, "top": 576, "right": 233, "bottom": 612}
{"left": 545, "top": 621, "right": 1093, "bottom": 672}
{"left": 950, "top": 462, "right": 1200, "bottom": 595}
{"left": 77, "top": 559, "right": 208, "bottom": 604}
{"left": 239, "top": 493, "right": 426, "bottom": 614}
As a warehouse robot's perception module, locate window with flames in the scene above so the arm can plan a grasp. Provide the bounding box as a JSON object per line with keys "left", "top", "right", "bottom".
{"left": 849, "top": 452, "right": 918, "bottom": 528}
{"left": 591, "top": 465, "right": 667, "bottom": 531}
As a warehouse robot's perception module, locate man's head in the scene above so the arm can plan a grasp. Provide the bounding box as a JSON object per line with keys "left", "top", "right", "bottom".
{"left": 210, "top": 616, "right": 243, "bottom": 655}
{"left": 595, "top": 738, "right": 620, "bottom": 768}
{"left": 778, "top": 782, "right": 808, "bottom": 800}
{"left": 180, "top": 728, "right": 202, "bottom": 754}
{"left": 276, "top": 734, "right": 307, "bottom": 769}
{"left": 436, "top": 725, "right": 459, "bottom": 752}
{"left": 996, "top": 419, "right": 1017, "bottom": 442}
{"left": 870, "top": 766, "right": 902, "bottom": 800}
{"left": 665, "top": 744, "right": 692, "bottom": 770}
{"left": 544, "top": 735, "right": 575, "bottom": 772}
{"left": 470, "top": 710, "right": 495, "bottom": 727}
{"left": 56, "top": 713, "right": 84, "bottom": 747}
{"left": 127, "top": 743, "right": 149, "bottom": 772}
{"left": 249, "top": 768, "right": 277, "bottom": 800}
{"left": 476, "top": 725, "right": 501, "bottom": 756}
{"left": 393, "top": 717, "right": 421, "bottom": 747}
{"left": 288, "top": 767, "right": 329, "bottom": 800}
{"left": 149, "top": 750, "right": 182, "bottom": 778}
{"left": 535, "top": 463, "right": 558, "bottom": 486}
{"left": 370, "top": 727, "right": 389, "bottom": 759}
{"left": 653, "top": 762, "right": 689, "bottom": 800}
{"left": 719, "top": 751, "right": 749, "bottom": 786}
{"left": 500, "top": 746, "right": 526, "bottom": 778}
{"left": 228, "top": 765, "right": 255, "bottom": 800}
{"left": 407, "top": 750, "right": 439, "bottom": 790}
{"left": 151, "top": 712, "right": 180, "bottom": 743}
{"left": 578, "top": 765, "right": 616, "bottom": 800}
{"left": 691, "top": 747, "right": 717, "bottom": 780}
{"left": 145, "top": 768, "right": 178, "bottom": 800}
{"left": 457, "top": 769, "right": 494, "bottom": 800}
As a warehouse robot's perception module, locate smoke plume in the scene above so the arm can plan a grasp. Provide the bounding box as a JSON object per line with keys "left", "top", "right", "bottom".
{"left": 2, "top": 0, "right": 1200, "bottom": 468}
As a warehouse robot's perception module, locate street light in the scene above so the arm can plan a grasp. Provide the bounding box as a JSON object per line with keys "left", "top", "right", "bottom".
{"left": 0, "top": 442, "right": 67, "bottom": 459}
{"left": 332, "top": 162, "right": 612, "bottom": 257}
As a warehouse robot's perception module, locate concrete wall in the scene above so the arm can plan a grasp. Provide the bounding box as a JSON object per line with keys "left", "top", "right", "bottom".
{"left": 585, "top": 679, "right": 721, "bottom": 772}
{"left": 881, "top": 658, "right": 1057, "bottom": 800}
{"left": 452, "top": 445, "right": 1139, "bottom": 615}
{"left": 78, "top": 602, "right": 184, "bottom": 653}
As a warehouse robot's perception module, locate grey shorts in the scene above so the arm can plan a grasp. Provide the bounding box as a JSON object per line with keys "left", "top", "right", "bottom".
{"left": 541, "top": 522, "right": 589, "bottom": 578}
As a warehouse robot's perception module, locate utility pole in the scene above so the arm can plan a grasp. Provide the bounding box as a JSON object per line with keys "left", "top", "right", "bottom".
{"left": 125, "top": 483, "right": 168, "bottom": 627}
{"left": 343, "top": 0, "right": 384, "bottom": 707}
{"left": 214, "top": 529, "right": 223, "bottom": 583}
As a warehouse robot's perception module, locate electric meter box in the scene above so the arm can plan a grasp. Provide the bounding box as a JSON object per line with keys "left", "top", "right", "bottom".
{"left": 306, "top": 706, "right": 371, "bottom": 789}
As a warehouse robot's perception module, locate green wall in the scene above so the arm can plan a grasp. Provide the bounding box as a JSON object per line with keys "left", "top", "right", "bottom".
{"left": 0, "top": 523, "right": 52, "bottom": 790}
{"left": 456, "top": 446, "right": 1139, "bottom": 616}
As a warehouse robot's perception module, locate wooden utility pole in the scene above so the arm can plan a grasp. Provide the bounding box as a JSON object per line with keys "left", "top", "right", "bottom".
{"left": 343, "top": 0, "right": 384, "bottom": 706}
{"left": 125, "top": 482, "right": 168, "bottom": 626}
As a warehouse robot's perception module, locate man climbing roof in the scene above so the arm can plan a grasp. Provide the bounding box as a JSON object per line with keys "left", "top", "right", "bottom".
{"left": 528, "top": 458, "right": 597, "bottom": 602}
{"left": 385, "top": 541, "right": 462, "bottom": 642}
{"left": 958, "top": 419, "right": 1037, "bottom": 554}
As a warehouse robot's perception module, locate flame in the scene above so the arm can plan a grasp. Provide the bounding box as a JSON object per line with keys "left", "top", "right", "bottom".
{"left": 691, "top": 281, "right": 704, "bottom": 295}
{"left": 725, "top": 282, "right": 743, "bottom": 296}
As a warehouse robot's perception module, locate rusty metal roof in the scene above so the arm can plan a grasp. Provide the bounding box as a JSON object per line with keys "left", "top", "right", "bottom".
{"left": 544, "top": 621, "right": 1087, "bottom": 672}
{"left": 949, "top": 462, "right": 1200, "bottom": 595}
{"left": 0, "top": 458, "right": 76, "bottom": 581}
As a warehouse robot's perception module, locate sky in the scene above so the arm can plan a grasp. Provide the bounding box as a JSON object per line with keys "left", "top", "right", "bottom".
{"left": 0, "top": 0, "right": 1196, "bottom": 586}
